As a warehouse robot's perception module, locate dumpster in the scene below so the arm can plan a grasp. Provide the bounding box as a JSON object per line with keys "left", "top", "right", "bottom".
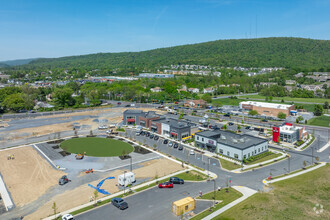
{"left": 172, "top": 197, "right": 195, "bottom": 216}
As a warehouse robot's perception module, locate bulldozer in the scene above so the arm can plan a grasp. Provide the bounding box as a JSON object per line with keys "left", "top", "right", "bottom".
{"left": 85, "top": 168, "right": 94, "bottom": 174}
{"left": 75, "top": 153, "right": 84, "bottom": 160}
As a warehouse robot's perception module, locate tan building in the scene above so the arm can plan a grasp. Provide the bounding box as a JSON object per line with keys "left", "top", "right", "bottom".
{"left": 239, "top": 101, "right": 295, "bottom": 117}
{"left": 184, "top": 99, "right": 207, "bottom": 108}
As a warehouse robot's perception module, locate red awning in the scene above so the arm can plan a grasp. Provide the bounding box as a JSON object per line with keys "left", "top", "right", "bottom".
{"left": 170, "top": 132, "right": 177, "bottom": 136}
{"left": 127, "top": 119, "right": 135, "bottom": 122}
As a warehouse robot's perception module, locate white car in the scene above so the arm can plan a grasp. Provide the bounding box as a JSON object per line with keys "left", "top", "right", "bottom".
{"left": 62, "top": 214, "right": 74, "bottom": 220}
{"left": 189, "top": 150, "right": 195, "bottom": 155}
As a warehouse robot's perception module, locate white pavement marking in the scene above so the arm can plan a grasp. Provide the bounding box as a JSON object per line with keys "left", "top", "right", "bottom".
{"left": 317, "top": 141, "right": 330, "bottom": 152}
{"left": 0, "top": 173, "right": 14, "bottom": 211}
{"left": 202, "top": 186, "right": 257, "bottom": 220}
{"left": 264, "top": 162, "right": 326, "bottom": 184}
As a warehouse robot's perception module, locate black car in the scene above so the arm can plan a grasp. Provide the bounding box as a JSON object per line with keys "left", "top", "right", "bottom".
{"left": 150, "top": 134, "right": 154, "bottom": 139}
{"left": 112, "top": 197, "right": 128, "bottom": 210}
{"left": 125, "top": 104, "right": 131, "bottom": 107}
{"left": 178, "top": 145, "right": 183, "bottom": 151}
{"left": 262, "top": 119, "right": 268, "bottom": 122}
{"left": 163, "top": 139, "right": 168, "bottom": 144}
{"left": 224, "top": 113, "right": 230, "bottom": 117}
{"left": 154, "top": 135, "right": 159, "bottom": 140}
{"left": 146, "top": 132, "right": 150, "bottom": 137}
{"left": 141, "top": 131, "right": 145, "bottom": 136}
{"left": 228, "top": 122, "right": 234, "bottom": 126}
{"left": 245, "top": 126, "right": 251, "bottom": 130}
{"left": 59, "top": 175, "right": 69, "bottom": 185}
{"left": 173, "top": 143, "right": 179, "bottom": 148}
{"left": 169, "top": 177, "right": 184, "bottom": 184}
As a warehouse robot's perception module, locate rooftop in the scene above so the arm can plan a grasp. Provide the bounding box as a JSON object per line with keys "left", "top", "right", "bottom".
{"left": 153, "top": 118, "right": 193, "bottom": 128}
{"left": 123, "top": 109, "right": 144, "bottom": 114}
{"left": 240, "top": 101, "right": 293, "bottom": 110}
{"left": 196, "top": 130, "right": 267, "bottom": 150}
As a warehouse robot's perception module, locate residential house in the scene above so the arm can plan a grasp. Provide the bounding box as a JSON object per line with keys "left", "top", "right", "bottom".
{"left": 203, "top": 87, "right": 214, "bottom": 94}
{"left": 188, "top": 88, "right": 200, "bottom": 93}
{"left": 150, "top": 87, "right": 162, "bottom": 93}
{"left": 285, "top": 80, "right": 296, "bottom": 85}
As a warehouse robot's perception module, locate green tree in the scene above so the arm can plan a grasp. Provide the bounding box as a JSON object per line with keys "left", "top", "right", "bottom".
{"left": 52, "top": 201, "right": 57, "bottom": 219}
{"left": 223, "top": 124, "right": 227, "bottom": 130}
{"left": 313, "top": 104, "right": 323, "bottom": 116}
{"left": 52, "top": 88, "right": 75, "bottom": 107}
{"left": 323, "top": 101, "right": 329, "bottom": 110}
{"left": 269, "top": 96, "right": 273, "bottom": 102}
{"left": 277, "top": 112, "right": 287, "bottom": 119}
{"left": 2, "top": 93, "right": 26, "bottom": 112}
{"left": 248, "top": 110, "right": 259, "bottom": 116}
{"left": 202, "top": 93, "right": 212, "bottom": 103}
{"left": 93, "top": 190, "right": 99, "bottom": 205}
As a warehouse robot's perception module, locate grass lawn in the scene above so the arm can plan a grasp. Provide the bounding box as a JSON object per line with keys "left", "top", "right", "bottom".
{"left": 246, "top": 153, "right": 282, "bottom": 165}
{"left": 60, "top": 137, "right": 133, "bottom": 157}
{"left": 215, "top": 164, "right": 330, "bottom": 220}
{"left": 219, "top": 158, "right": 242, "bottom": 170}
{"left": 308, "top": 115, "right": 330, "bottom": 127}
{"left": 239, "top": 94, "right": 330, "bottom": 104}
{"left": 191, "top": 188, "right": 243, "bottom": 220}
{"left": 212, "top": 98, "right": 244, "bottom": 106}
{"left": 175, "top": 170, "right": 208, "bottom": 181}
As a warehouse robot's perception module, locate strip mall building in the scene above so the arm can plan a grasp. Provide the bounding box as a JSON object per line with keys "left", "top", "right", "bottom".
{"left": 239, "top": 101, "right": 295, "bottom": 117}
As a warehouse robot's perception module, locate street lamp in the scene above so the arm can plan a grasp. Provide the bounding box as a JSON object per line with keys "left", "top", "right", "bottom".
{"left": 207, "top": 158, "right": 210, "bottom": 177}
{"left": 212, "top": 179, "right": 216, "bottom": 207}
{"left": 123, "top": 171, "right": 127, "bottom": 194}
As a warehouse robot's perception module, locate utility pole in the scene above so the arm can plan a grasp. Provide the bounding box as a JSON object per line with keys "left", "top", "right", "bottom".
{"left": 130, "top": 157, "right": 132, "bottom": 172}
{"left": 288, "top": 155, "right": 291, "bottom": 173}
{"left": 213, "top": 179, "right": 216, "bottom": 207}
{"left": 208, "top": 158, "right": 210, "bottom": 177}
{"left": 312, "top": 147, "right": 314, "bottom": 164}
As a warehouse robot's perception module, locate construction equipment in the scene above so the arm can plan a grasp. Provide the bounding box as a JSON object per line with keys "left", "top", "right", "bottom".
{"left": 85, "top": 169, "right": 94, "bottom": 174}
{"left": 75, "top": 153, "right": 84, "bottom": 160}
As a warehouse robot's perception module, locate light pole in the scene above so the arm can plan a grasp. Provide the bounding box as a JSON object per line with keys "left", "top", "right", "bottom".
{"left": 130, "top": 157, "right": 132, "bottom": 172}
{"left": 123, "top": 171, "right": 127, "bottom": 194}
{"left": 208, "top": 158, "right": 210, "bottom": 177}
{"left": 288, "top": 155, "right": 291, "bottom": 173}
{"left": 212, "top": 179, "right": 216, "bottom": 207}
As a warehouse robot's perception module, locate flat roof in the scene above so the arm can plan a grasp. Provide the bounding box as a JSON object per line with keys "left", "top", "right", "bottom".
{"left": 123, "top": 109, "right": 143, "bottom": 114}
{"left": 240, "top": 101, "right": 293, "bottom": 110}
{"left": 153, "top": 118, "right": 191, "bottom": 129}
{"left": 196, "top": 130, "right": 267, "bottom": 150}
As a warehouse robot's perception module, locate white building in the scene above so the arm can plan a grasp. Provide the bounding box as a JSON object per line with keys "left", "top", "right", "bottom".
{"left": 188, "top": 88, "right": 200, "bottom": 93}
{"left": 195, "top": 130, "right": 268, "bottom": 161}
{"left": 150, "top": 87, "right": 162, "bottom": 92}
{"left": 203, "top": 87, "right": 214, "bottom": 94}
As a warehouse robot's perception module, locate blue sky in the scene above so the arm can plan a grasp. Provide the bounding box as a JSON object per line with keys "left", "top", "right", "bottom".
{"left": 0, "top": 0, "right": 329, "bottom": 61}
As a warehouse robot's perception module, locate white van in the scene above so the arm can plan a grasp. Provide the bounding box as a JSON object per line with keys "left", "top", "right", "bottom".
{"left": 189, "top": 150, "right": 195, "bottom": 155}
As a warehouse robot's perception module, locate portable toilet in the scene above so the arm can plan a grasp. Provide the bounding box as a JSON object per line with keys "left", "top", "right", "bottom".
{"left": 172, "top": 197, "right": 195, "bottom": 216}
{"left": 118, "top": 172, "right": 135, "bottom": 186}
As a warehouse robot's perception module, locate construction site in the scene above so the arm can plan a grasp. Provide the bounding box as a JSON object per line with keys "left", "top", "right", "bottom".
{"left": 0, "top": 107, "right": 183, "bottom": 220}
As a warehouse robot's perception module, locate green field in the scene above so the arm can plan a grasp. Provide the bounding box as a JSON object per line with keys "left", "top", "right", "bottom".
{"left": 308, "top": 115, "right": 330, "bottom": 127}
{"left": 215, "top": 164, "right": 330, "bottom": 220}
{"left": 60, "top": 137, "right": 134, "bottom": 157}
{"left": 191, "top": 188, "right": 243, "bottom": 220}
{"left": 240, "top": 94, "right": 330, "bottom": 104}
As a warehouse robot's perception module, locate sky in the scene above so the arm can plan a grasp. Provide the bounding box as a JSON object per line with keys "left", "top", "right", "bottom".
{"left": 0, "top": 0, "right": 329, "bottom": 61}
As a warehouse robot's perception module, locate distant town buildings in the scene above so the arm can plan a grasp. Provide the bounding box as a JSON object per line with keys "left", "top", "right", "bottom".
{"left": 184, "top": 100, "right": 207, "bottom": 108}
{"left": 150, "top": 87, "right": 162, "bottom": 92}
{"left": 138, "top": 73, "right": 174, "bottom": 78}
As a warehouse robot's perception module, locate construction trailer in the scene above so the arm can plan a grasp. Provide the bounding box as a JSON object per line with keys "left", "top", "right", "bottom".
{"left": 118, "top": 172, "right": 135, "bottom": 186}
{"left": 172, "top": 197, "right": 195, "bottom": 216}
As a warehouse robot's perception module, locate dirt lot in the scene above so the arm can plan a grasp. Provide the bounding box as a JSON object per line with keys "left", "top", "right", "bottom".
{"left": 0, "top": 146, "right": 64, "bottom": 207}
{"left": 25, "top": 158, "right": 184, "bottom": 220}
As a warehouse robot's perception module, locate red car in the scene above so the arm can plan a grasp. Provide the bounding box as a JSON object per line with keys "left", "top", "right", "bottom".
{"left": 158, "top": 182, "right": 173, "bottom": 188}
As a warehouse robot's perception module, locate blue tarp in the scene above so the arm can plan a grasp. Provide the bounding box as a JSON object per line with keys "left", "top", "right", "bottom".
{"left": 88, "top": 177, "right": 115, "bottom": 195}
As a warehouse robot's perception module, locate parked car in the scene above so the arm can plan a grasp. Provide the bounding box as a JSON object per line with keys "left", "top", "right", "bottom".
{"left": 59, "top": 175, "right": 69, "bottom": 185}
{"left": 136, "top": 130, "right": 141, "bottom": 135}
{"left": 173, "top": 143, "right": 179, "bottom": 148}
{"left": 178, "top": 145, "right": 183, "bottom": 151}
{"left": 112, "top": 197, "right": 128, "bottom": 210}
{"left": 228, "top": 122, "right": 234, "bottom": 126}
{"left": 150, "top": 134, "right": 154, "bottom": 139}
{"left": 193, "top": 110, "right": 198, "bottom": 113}
{"left": 168, "top": 141, "right": 173, "bottom": 147}
{"left": 158, "top": 182, "right": 173, "bottom": 188}
{"left": 117, "top": 102, "right": 121, "bottom": 105}
{"left": 169, "top": 177, "right": 184, "bottom": 184}
{"left": 141, "top": 131, "right": 145, "bottom": 136}
{"left": 163, "top": 139, "right": 168, "bottom": 144}
{"left": 262, "top": 119, "right": 268, "bottom": 122}
{"left": 245, "top": 126, "right": 251, "bottom": 130}
{"left": 154, "top": 135, "right": 159, "bottom": 140}
{"left": 146, "top": 132, "right": 150, "bottom": 137}
{"left": 62, "top": 214, "right": 74, "bottom": 220}
{"left": 125, "top": 104, "right": 131, "bottom": 107}
{"left": 189, "top": 150, "right": 195, "bottom": 155}
{"left": 224, "top": 113, "right": 230, "bottom": 117}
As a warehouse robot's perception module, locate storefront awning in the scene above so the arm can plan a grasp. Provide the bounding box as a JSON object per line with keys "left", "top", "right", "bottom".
{"left": 127, "top": 119, "right": 135, "bottom": 122}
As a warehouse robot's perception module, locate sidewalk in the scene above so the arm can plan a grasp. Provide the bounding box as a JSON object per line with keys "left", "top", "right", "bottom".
{"left": 263, "top": 162, "right": 326, "bottom": 185}
{"left": 231, "top": 149, "right": 287, "bottom": 173}
{"left": 202, "top": 186, "right": 257, "bottom": 220}
{"left": 317, "top": 141, "right": 330, "bottom": 152}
